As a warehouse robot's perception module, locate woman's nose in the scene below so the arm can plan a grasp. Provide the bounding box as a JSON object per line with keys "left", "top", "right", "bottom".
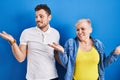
{"left": 78, "top": 29, "right": 82, "bottom": 34}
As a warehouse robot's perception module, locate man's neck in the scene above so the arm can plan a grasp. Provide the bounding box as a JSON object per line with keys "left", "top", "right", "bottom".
{"left": 39, "top": 25, "right": 49, "bottom": 32}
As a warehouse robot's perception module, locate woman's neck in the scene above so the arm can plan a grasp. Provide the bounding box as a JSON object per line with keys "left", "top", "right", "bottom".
{"left": 80, "top": 38, "right": 92, "bottom": 45}
{"left": 79, "top": 38, "right": 93, "bottom": 52}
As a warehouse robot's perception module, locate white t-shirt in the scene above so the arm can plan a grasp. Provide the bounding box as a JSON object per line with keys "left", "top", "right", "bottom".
{"left": 20, "top": 26, "right": 60, "bottom": 80}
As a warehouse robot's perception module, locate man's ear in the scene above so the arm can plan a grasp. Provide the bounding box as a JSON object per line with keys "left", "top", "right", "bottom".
{"left": 48, "top": 15, "right": 52, "bottom": 21}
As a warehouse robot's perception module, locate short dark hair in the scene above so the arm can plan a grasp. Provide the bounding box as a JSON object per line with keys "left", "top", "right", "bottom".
{"left": 35, "top": 4, "right": 51, "bottom": 15}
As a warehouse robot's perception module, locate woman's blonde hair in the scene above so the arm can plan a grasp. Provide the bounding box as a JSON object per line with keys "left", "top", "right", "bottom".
{"left": 75, "top": 18, "right": 91, "bottom": 27}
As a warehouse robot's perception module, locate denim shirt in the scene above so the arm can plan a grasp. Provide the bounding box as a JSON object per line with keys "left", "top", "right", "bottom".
{"left": 59, "top": 37, "right": 119, "bottom": 80}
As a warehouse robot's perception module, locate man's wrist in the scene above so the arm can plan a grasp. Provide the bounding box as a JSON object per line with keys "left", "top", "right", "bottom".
{"left": 9, "top": 39, "right": 16, "bottom": 45}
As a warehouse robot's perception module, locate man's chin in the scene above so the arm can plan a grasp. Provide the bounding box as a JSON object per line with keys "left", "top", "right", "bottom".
{"left": 37, "top": 25, "right": 45, "bottom": 28}
{"left": 37, "top": 24, "right": 42, "bottom": 27}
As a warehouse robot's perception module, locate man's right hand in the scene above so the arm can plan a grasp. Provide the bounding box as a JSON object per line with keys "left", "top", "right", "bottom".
{"left": 0, "top": 31, "right": 15, "bottom": 43}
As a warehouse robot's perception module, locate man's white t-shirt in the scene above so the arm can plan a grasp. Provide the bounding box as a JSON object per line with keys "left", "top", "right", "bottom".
{"left": 20, "top": 26, "right": 60, "bottom": 80}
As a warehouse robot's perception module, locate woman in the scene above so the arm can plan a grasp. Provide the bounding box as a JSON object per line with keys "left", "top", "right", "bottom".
{"left": 48, "top": 18, "right": 120, "bottom": 80}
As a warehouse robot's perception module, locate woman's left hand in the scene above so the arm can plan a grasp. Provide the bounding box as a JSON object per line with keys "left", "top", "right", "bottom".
{"left": 114, "top": 46, "right": 120, "bottom": 55}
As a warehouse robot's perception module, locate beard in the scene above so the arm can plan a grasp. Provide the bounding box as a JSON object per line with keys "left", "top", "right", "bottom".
{"left": 37, "top": 21, "right": 48, "bottom": 29}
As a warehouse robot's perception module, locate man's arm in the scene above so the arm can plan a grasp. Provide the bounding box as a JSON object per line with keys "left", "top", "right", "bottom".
{"left": 0, "top": 31, "right": 27, "bottom": 62}
{"left": 11, "top": 44, "right": 27, "bottom": 62}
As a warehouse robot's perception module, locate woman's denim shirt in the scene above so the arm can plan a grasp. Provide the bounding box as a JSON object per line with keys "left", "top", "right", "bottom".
{"left": 59, "top": 37, "right": 119, "bottom": 80}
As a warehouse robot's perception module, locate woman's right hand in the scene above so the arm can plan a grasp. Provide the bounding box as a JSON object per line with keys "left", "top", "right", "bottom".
{"left": 48, "top": 42, "right": 64, "bottom": 53}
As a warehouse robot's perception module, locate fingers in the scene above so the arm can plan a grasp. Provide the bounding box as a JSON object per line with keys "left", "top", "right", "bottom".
{"left": 48, "top": 42, "right": 58, "bottom": 47}
{"left": 53, "top": 42, "right": 58, "bottom": 46}
{"left": 48, "top": 43, "right": 58, "bottom": 49}
{"left": 0, "top": 31, "right": 8, "bottom": 36}
{"left": 114, "top": 46, "right": 120, "bottom": 55}
{"left": 2, "top": 31, "right": 8, "bottom": 35}
{"left": 0, "top": 31, "right": 13, "bottom": 41}
{"left": 2, "top": 31, "right": 10, "bottom": 36}
{"left": 0, "top": 32, "right": 5, "bottom": 37}
{"left": 48, "top": 42, "right": 64, "bottom": 53}
{"left": 48, "top": 44, "right": 53, "bottom": 47}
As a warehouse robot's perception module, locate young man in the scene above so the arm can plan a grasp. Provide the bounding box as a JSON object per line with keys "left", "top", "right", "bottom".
{"left": 0, "top": 4, "right": 60, "bottom": 80}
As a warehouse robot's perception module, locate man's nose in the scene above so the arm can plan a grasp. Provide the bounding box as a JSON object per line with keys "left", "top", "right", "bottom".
{"left": 36, "top": 16, "right": 41, "bottom": 21}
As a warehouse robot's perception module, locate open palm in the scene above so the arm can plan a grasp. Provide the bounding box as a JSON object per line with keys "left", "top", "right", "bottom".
{"left": 48, "top": 42, "right": 64, "bottom": 53}
{"left": 0, "top": 31, "right": 14, "bottom": 42}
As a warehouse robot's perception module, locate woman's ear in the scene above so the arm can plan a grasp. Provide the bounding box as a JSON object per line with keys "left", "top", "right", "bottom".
{"left": 90, "top": 27, "right": 92, "bottom": 33}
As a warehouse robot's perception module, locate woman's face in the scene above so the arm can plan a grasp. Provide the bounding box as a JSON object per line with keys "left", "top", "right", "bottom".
{"left": 76, "top": 22, "right": 92, "bottom": 41}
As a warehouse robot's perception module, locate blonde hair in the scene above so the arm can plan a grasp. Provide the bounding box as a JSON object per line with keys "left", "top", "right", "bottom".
{"left": 75, "top": 18, "right": 91, "bottom": 27}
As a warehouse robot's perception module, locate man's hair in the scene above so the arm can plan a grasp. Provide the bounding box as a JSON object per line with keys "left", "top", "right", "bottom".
{"left": 35, "top": 4, "right": 51, "bottom": 15}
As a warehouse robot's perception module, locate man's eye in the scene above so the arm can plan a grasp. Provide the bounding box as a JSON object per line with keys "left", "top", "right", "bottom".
{"left": 39, "top": 15, "right": 44, "bottom": 18}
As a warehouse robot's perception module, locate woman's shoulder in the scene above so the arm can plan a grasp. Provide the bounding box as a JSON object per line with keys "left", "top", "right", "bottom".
{"left": 66, "top": 37, "right": 77, "bottom": 42}
{"left": 92, "top": 38, "right": 104, "bottom": 49}
{"left": 65, "top": 37, "right": 78, "bottom": 46}
{"left": 92, "top": 38, "right": 102, "bottom": 44}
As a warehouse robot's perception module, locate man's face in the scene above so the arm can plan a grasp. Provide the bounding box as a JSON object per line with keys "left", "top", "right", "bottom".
{"left": 35, "top": 9, "right": 51, "bottom": 29}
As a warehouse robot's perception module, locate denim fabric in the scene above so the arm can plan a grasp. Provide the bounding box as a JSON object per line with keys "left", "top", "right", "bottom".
{"left": 59, "top": 37, "right": 119, "bottom": 80}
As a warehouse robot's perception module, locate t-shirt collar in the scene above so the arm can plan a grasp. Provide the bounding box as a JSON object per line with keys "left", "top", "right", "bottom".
{"left": 36, "top": 25, "right": 51, "bottom": 34}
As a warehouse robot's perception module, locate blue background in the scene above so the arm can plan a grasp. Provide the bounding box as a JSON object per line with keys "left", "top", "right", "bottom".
{"left": 0, "top": 0, "right": 120, "bottom": 80}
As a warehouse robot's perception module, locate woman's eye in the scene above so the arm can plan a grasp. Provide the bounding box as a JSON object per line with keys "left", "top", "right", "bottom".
{"left": 81, "top": 28, "right": 85, "bottom": 30}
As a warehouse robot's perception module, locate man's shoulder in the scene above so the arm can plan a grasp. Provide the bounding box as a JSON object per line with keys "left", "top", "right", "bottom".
{"left": 50, "top": 27, "right": 59, "bottom": 34}
{"left": 22, "top": 27, "right": 36, "bottom": 32}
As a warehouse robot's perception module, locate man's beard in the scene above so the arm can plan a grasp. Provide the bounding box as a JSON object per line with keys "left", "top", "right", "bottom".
{"left": 37, "top": 23, "right": 48, "bottom": 29}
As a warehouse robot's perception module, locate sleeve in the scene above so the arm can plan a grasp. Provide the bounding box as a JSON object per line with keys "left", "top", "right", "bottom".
{"left": 104, "top": 49, "right": 119, "bottom": 67}
{"left": 58, "top": 39, "right": 70, "bottom": 68}
{"left": 56, "top": 30, "right": 60, "bottom": 44}
{"left": 20, "top": 29, "right": 28, "bottom": 45}
{"left": 97, "top": 39, "right": 119, "bottom": 67}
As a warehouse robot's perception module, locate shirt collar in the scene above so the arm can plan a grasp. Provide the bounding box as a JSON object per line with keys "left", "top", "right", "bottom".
{"left": 36, "top": 25, "right": 51, "bottom": 34}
